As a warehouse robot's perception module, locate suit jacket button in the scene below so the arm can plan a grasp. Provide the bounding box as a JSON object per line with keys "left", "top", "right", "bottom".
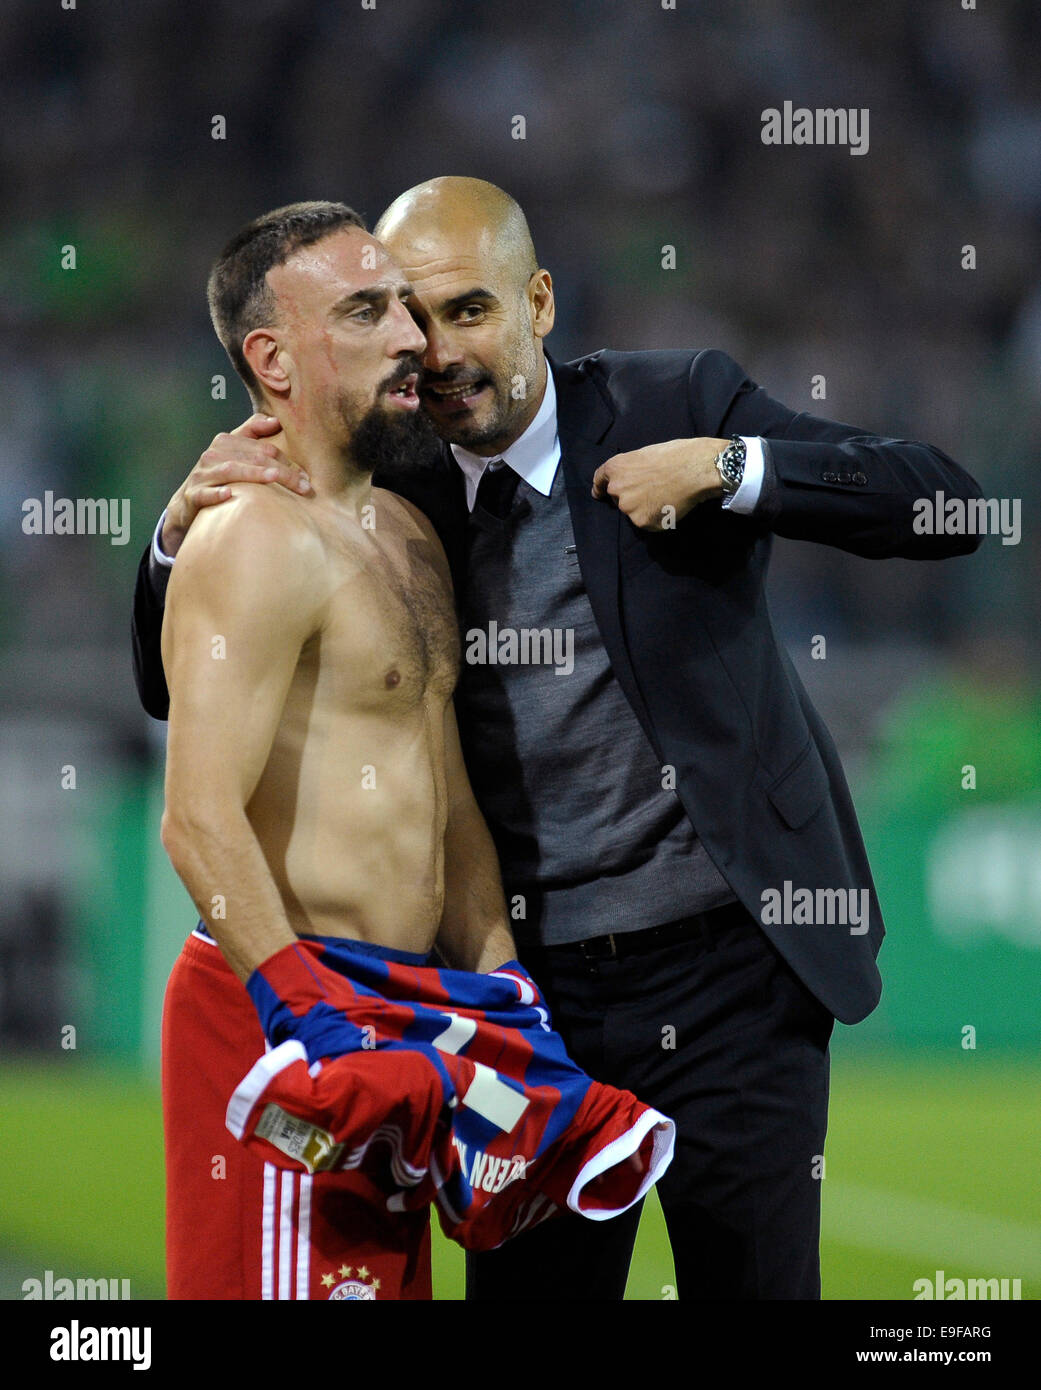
{"left": 822, "top": 471, "right": 837, "bottom": 482}
{"left": 836, "top": 472, "right": 852, "bottom": 484}
{"left": 852, "top": 471, "right": 867, "bottom": 484}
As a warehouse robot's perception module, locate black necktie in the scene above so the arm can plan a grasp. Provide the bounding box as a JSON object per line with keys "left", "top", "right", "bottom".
{"left": 473, "top": 461, "right": 521, "bottom": 521}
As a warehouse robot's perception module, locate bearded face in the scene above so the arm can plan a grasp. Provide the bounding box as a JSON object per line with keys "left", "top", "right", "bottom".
{"left": 320, "top": 357, "right": 441, "bottom": 480}
{"left": 350, "top": 386, "right": 442, "bottom": 478}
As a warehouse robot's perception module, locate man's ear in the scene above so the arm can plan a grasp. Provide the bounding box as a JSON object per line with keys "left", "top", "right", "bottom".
{"left": 529, "top": 269, "right": 555, "bottom": 340}
{"left": 243, "top": 327, "right": 291, "bottom": 398}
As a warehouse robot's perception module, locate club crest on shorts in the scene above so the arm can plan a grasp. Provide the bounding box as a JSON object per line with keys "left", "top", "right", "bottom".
{"left": 320, "top": 1264, "right": 379, "bottom": 1300}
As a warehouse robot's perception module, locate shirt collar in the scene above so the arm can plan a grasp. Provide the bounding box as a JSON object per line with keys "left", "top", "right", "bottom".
{"left": 449, "top": 364, "right": 560, "bottom": 511}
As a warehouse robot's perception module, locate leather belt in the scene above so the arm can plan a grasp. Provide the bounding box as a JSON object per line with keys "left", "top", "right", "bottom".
{"left": 529, "top": 900, "right": 749, "bottom": 961}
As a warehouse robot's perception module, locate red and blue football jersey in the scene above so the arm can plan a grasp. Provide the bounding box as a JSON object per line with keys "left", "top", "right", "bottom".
{"left": 228, "top": 939, "right": 675, "bottom": 1251}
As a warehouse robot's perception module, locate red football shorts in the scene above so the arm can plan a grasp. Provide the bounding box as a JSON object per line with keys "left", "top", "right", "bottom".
{"left": 161, "top": 930, "right": 432, "bottom": 1300}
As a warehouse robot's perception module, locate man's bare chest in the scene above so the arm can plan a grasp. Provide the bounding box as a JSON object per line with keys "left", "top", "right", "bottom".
{"left": 301, "top": 529, "right": 460, "bottom": 713}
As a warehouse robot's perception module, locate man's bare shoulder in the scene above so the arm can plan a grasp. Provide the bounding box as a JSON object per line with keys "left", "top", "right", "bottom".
{"left": 371, "top": 486, "right": 441, "bottom": 544}
{"left": 371, "top": 487, "right": 453, "bottom": 591}
{"left": 177, "top": 485, "right": 324, "bottom": 573}
{"left": 163, "top": 487, "right": 329, "bottom": 672}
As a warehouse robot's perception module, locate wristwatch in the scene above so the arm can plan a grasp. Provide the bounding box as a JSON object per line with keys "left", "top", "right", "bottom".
{"left": 714, "top": 436, "right": 746, "bottom": 497}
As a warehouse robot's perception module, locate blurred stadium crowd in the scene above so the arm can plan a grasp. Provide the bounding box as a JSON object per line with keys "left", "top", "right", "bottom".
{"left": 1, "top": 0, "right": 1038, "bottom": 1054}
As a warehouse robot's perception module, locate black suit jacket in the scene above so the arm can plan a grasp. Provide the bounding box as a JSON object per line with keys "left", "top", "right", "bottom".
{"left": 131, "top": 348, "right": 984, "bottom": 1024}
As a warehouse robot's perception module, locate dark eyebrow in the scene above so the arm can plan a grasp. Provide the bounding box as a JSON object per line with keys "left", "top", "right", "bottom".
{"left": 435, "top": 288, "right": 500, "bottom": 314}
{"left": 330, "top": 283, "right": 414, "bottom": 313}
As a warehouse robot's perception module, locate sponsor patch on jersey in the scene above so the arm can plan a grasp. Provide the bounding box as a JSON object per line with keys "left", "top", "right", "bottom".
{"left": 255, "top": 1103, "right": 345, "bottom": 1173}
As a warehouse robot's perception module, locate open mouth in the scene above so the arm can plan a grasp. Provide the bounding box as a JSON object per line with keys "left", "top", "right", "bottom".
{"left": 386, "top": 373, "right": 420, "bottom": 409}
{"left": 423, "top": 379, "right": 489, "bottom": 412}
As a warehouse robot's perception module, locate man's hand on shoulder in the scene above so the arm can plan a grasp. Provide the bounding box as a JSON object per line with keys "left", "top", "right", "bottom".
{"left": 161, "top": 413, "right": 314, "bottom": 558}
{"left": 591, "top": 438, "right": 729, "bottom": 531}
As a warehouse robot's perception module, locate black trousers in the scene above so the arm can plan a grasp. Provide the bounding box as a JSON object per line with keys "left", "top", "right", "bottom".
{"left": 466, "top": 905, "right": 834, "bottom": 1300}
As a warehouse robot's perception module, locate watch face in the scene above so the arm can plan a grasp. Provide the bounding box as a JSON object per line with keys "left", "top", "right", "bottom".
{"left": 718, "top": 442, "right": 744, "bottom": 492}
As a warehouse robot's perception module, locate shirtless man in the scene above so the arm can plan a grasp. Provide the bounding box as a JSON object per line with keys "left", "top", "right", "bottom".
{"left": 161, "top": 201, "right": 670, "bottom": 1303}
{"left": 160, "top": 202, "right": 518, "bottom": 1300}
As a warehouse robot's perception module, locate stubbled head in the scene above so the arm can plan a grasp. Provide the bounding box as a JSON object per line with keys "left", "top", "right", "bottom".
{"left": 375, "top": 177, "right": 555, "bottom": 456}
{"left": 207, "top": 202, "right": 432, "bottom": 473}
{"left": 207, "top": 202, "right": 367, "bottom": 402}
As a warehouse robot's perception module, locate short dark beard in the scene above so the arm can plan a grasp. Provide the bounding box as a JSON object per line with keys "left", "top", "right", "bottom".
{"left": 430, "top": 390, "right": 515, "bottom": 451}
{"left": 422, "top": 325, "right": 542, "bottom": 452}
{"left": 349, "top": 397, "right": 441, "bottom": 481}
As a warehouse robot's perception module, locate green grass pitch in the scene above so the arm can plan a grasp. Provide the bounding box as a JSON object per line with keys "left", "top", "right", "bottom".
{"left": 0, "top": 1046, "right": 1037, "bottom": 1300}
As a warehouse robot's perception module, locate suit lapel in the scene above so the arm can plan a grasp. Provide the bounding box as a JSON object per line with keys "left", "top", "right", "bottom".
{"left": 553, "top": 355, "right": 660, "bottom": 750}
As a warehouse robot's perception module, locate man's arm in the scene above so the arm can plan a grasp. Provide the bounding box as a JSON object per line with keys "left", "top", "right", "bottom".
{"left": 131, "top": 415, "right": 310, "bottom": 720}
{"left": 132, "top": 533, "right": 174, "bottom": 720}
{"left": 160, "top": 488, "right": 325, "bottom": 981}
{"left": 591, "top": 349, "right": 986, "bottom": 560}
{"left": 705, "top": 348, "right": 986, "bottom": 558}
{"left": 435, "top": 700, "right": 517, "bottom": 974}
